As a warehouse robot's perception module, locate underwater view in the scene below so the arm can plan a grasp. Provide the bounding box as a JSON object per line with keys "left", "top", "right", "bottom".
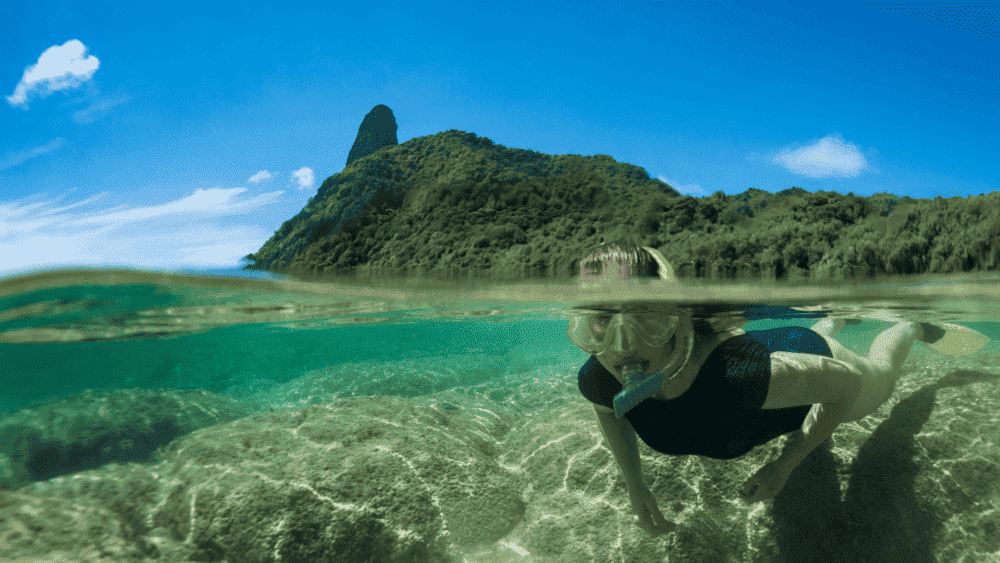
{"left": 1, "top": 268, "right": 998, "bottom": 562}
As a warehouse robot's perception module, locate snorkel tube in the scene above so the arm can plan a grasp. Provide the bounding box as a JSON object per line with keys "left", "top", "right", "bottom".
{"left": 613, "top": 317, "right": 695, "bottom": 419}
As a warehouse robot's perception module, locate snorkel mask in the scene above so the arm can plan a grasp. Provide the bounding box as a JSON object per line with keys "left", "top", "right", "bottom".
{"left": 570, "top": 244, "right": 695, "bottom": 418}
{"left": 569, "top": 312, "right": 695, "bottom": 418}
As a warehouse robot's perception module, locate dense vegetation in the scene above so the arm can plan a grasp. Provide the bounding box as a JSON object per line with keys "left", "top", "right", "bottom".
{"left": 243, "top": 129, "right": 999, "bottom": 283}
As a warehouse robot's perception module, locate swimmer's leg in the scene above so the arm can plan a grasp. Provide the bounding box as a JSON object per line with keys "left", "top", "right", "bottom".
{"left": 811, "top": 317, "right": 864, "bottom": 338}
{"left": 810, "top": 319, "right": 924, "bottom": 423}
{"left": 811, "top": 317, "right": 847, "bottom": 338}
{"left": 866, "top": 322, "right": 924, "bottom": 377}
{"left": 810, "top": 318, "right": 870, "bottom": 369}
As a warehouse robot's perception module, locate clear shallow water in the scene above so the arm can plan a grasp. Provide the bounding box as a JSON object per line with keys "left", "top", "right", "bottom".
{"left": 1, "top": 267, "right": 999, "bottom": 562}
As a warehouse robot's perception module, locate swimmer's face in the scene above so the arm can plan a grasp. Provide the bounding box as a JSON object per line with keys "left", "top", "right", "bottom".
{"left": 596, "top": 333, "right": 676, "bottom": 379}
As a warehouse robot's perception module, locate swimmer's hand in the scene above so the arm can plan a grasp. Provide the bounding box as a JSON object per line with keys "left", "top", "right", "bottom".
{"left": 627, "top": 482, "right": 676, "bottom": 537}
{"left": 739, "top": 460, "right": 791, "bottom": 503}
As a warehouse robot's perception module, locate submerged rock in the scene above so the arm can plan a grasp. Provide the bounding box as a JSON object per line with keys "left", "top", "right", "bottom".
{"left": 2, "top": 343, "right": 999, "bottom": 561}
{"left": 0, "top": 388, "right": 255, "bottom": 491}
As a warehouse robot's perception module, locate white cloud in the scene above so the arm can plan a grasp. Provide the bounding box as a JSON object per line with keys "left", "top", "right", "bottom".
{"left": 769, "top": 133, "right": 871, "bottom": 179}
{"left": 292, "top": 167, "right": 314, "bottom": 190}
{"left": 248, "top": 170, "right": 273, "bottom": 184}
{"left": 6, "top": 40, "right": 101, "bottom": 109}
{"left": 657, "top": 175, "right": 707, "bottom": 197}
{"left": 0, "top": 187, "right": 285, "bottom": 279}
{"left": 0, "top": 138, "right": 66, "bottom": 170}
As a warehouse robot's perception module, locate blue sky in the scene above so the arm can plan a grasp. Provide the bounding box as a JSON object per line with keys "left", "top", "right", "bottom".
{"left": 1, "top": 0, "right": 997, "bottom": 279}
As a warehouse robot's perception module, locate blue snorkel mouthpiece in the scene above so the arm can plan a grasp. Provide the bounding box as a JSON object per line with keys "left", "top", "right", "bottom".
{"left": 613, "top": 361, "right": 666, "bottom": 419}
{"left": 608, "top": 318, "right": 695, "bottom": 419}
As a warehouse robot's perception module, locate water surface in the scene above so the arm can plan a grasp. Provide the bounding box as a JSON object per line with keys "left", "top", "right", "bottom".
{"left": 1, "top": 267, "right": 998, "bottom": 562}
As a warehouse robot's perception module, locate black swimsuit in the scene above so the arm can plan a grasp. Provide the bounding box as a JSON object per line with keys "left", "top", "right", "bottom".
{"left": 577, "top": 326, "right": 833, "bottom": 460}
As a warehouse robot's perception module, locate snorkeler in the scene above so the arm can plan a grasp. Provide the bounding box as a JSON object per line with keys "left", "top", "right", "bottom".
{"left": 570, "top": 239, "right": 988, "bottom": 537}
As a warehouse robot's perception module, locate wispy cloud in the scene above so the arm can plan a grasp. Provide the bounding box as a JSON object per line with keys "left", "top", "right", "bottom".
{"left": 0, "top": 138, "right": 66, "bottom": 170}
{"left": 72, "top": 94, "right": 130, "bottom": 124}
{"left": 292, "top": 167, "right": 314, "bottom": 190}
{"left": 248, "top": 170, "right": 273, "bottom": 184}
{"left": 769, "top": 133, "right": 872, "bottom": 179}
{"left": 0, "top": 187, "right": 285, "bottom": 279}
{"left": 6, "top": 40, "right": 101, "bottom": 109}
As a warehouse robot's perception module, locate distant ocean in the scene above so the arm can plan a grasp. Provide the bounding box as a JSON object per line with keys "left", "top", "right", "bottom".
{"left": 163, "top": 267, "right": 290, "bottom": 280}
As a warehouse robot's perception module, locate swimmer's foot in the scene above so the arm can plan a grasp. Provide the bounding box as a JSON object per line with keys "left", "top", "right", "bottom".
{"left": 918, "top": 322, "right": 989, "bottom": 356}
{"left": 919, "top": 323, "right": 946, "bottom": 344}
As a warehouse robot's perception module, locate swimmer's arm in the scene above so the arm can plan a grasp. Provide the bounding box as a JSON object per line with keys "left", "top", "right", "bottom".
{"left": 594, "top": 405, "right": 643, "bottom": 488}
{"left": 775, "top": 401, "right": 848, "bottom": 471}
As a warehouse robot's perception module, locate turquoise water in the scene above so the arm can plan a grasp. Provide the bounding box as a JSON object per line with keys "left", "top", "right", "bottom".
{"left": 1, "top": 268, "right": 999, "bottom": 562}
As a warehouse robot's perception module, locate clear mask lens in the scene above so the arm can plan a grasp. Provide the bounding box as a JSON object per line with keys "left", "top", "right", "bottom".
{"left": 568, "top": 313, "right": 678, "bottom": 357}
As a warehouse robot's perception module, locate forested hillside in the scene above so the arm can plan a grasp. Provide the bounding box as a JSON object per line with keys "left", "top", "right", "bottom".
{"left": 243, "top": 130, "right": 999, "bottom": 283}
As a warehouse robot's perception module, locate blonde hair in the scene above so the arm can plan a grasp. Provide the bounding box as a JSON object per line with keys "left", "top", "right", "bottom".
{"left": 578, "top": 237, "right": 746, "bottom": 334}
{"left": 578, "top": 238, "right": 659, "bottom": 280}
